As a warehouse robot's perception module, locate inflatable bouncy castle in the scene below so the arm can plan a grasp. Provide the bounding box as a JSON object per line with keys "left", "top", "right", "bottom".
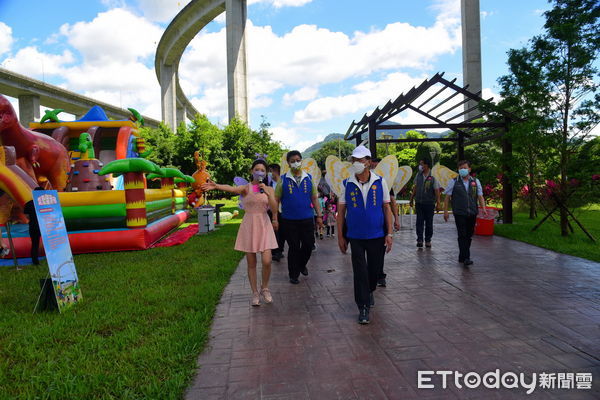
{"left": 0, "top": 95, "right": 189, "bottom": 259}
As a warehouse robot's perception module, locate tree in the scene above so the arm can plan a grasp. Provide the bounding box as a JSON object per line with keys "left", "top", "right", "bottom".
{"left": 531, "top": 0, "right": 599, "bottom": 235}
{"left": 173, "top": 115, "right": 222, "bottom": 176}
{"left": 311, "top": 139, "right": 355, "bottom": 169}
{"left": 139, "top": 123, "right": 177, "bottom": 168}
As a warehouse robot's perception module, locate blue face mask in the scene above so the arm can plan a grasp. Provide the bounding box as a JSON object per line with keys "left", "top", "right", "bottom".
{"left": 459, "top": 168, "right": 469, "bottom": 177}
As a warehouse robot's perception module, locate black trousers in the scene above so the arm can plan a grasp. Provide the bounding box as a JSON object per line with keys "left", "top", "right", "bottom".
{"left": 415, "top": 203, "right": 435, "bottom": 242}
{"left": 282, "top": 218, "right": 315, "bottom": 279}
{"left": 268, "top": 211, "right": 285, "bottom": 256}
{"left": 454, "top": 214, "right": 477, "bottom": 261}
{"left": 349, "top": 237, "right": 385, "bottom": 309}
{"left": 30, "top": 230, "right": 41, "bottom": 263}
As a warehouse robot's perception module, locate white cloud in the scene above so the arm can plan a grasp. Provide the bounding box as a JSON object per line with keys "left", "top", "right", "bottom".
{"left": 0, "top": 22, "right": 13, "bottom": 56}
{"left": 59, "top": 8, "right": 163, "bottom": 64}
{"left": 3, "top": 47, "right": 75, "bottom": 78}
{"left": 283, "top": 87, "right": 318, "bottom": 105}
{"left": 179, "top": 6, "right": 461, "bottom": 121}
{"left": 249, "top": 0, "right": 314, "bottom": 8}
{"left": 271, "top": 124, "right": 321, "bottom": 151}
{"left": 293, "top": 72, "right": 425, "bottom": 123}
{"left": 134, "top": 0, "right": 192, "bottom": 22}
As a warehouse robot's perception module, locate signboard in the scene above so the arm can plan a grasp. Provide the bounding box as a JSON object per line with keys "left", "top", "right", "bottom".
{"left": 33, "top": 190, "right": 82, "bottom": 312}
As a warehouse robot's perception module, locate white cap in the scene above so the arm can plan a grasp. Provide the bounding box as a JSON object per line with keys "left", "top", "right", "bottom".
{"left": 351, "top": 145, "right": 371, "bottom": 159}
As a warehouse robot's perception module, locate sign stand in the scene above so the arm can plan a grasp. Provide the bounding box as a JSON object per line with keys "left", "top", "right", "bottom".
{"left": 1, "top": 222, "right": 19, "bottom": 269}
{"left": 31, "top": 190, "right": 82, "bottom": 313}
{"left": 33, "top": 273, "right": 58, "bottom": 313}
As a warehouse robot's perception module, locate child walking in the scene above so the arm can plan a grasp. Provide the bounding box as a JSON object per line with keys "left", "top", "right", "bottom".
{"left": 202, "top": 159, "right": 279, "bottom": 306}
{"left": 325, "top": 201, "right": 337, "bottom": 237}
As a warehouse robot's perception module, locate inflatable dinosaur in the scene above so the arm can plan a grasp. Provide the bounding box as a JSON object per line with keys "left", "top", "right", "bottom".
{"left": 189, "top": 151, "right": 210, "bottom": 207}
{"left": 0, "top": 95, "right": 69, "bottom": 190}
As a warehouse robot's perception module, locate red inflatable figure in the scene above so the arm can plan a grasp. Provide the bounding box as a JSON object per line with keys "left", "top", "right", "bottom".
{"left": 0, "top": 95, "right": 69, "bottom": 190}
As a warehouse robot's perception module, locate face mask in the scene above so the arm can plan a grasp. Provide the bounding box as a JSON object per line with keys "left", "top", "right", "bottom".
{"left": 253, "top": 171, "right": 265, "bottom": 181}
{"left": 418, "top": 165, "right": 423, "bottom": 172}
{"left": 459, "top": 168, "right": 469, "bottom": 177}
{"left": 352, "top": 161, "right": 366, "bottom": 175}
{"left": 290, "top": 161, "right": 302, "bottom": 170}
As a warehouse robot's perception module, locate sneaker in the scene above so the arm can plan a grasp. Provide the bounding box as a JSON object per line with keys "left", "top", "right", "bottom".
{"left": 289, "top": 278, "right": 300, "bottom": 284}
{"left": 463, "top": 259, "right": 473, "bottom": 266}
{"left": 377, "top": 278, "right": 387, "bottom": 287}
{"left": 301, "top": 267, "right": 308, "bottom": 276}
{"left": 358, "top": 307, "right": 370, "bottom": 324}
{"left": 425, "top": 242, "right": 432, "bottom": 248}
{"left": 251, "top": 292, "right": 261, "bottom": 306}
{"left": 370, "top": 292, "right": 375, "bottom": 307}
{"left": 260, "top": 288, "right": 273, "bottom": 304}
{"left": 416, "top": 242, "right": 423, "bottom": 248}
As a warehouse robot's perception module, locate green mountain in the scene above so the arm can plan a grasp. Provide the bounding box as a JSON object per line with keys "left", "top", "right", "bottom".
{"left": 303, "top": 133, "right": 344, "bottom": 157}
{"left": 303, "top": 122, "right": 451, "bottom": 157}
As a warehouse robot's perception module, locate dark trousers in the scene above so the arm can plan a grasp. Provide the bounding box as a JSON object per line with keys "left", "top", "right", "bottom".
{"left": 454, "top": 214, "right": 477, "bottom": 261}
{"left": 349, "top": 237, "right": 385, "bottom": 309}
{"left": 30, "top": 230, "right": 41, "bottom": 264}
{"left": 270, "top": 212, "right": 285, "bottom": 256}
{"left": 326, "top": 225, "right": 335, "bottom": 235}
{"left": 282, "top": 218, "right": 315, "bottom": 279}
{"left": 415, "top": 203, "right": 435, "bottom": 242}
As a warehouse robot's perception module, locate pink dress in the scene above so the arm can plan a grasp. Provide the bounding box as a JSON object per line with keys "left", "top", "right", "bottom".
{"left": 234, "top": 184, "right": 278, "bottom": 253}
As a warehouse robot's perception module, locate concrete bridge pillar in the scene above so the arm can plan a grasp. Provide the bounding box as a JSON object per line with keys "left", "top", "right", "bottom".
{"left": 461, "top": 0, "right": 482, "bottom": 120}
{"left": 226, "top": 0, "right": 249, "bottom": 124}
{"left": 176, "top": 104, "right": 187, "bottom": 127}
{"left": 161, "top": 64, "right": 178, "bottom": 132}
{"left": 18, "top": 94, "right": 40, "bottom": 126}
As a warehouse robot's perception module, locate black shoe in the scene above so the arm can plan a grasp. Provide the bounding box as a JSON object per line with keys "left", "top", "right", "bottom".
{"left": 416, "top": 242, "right": 423, "bottom": 248}
{"left": 301, "top": 267, "right": 308, "bottom": 276}
{"left": 272, "top": 253, "right": 282, "bottom": 262}
{"left": 289, "top": 278, "right": 300, "bottom": 284}
{"left": 358, "top": 307, "right": 370, "bottom": 324}
{"left": 463, "top": 259, "right": 473, "bottom": 266}
{"left": 377, "top": 278, "right": 386, "bottom": 287}
{"left": 425, "top": 242, "right": 432, "bottom": 248}
{"left": 370, "top": 292, "right": 375, "bottom": 307}
{"left": 32, "top": 260, "right": 40, "bottom": 265}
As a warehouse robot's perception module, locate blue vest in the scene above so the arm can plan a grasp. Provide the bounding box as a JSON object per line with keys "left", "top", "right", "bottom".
{"left": 281, "top": 173, "right": 314, "bottom": 220}
{"left": 344, "top": 176, "right": 385, "bottom": 240}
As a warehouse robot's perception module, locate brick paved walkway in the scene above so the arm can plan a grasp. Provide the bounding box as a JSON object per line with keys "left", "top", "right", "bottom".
{"left": 186, "top": 215, "right": 600, "bottom": 399}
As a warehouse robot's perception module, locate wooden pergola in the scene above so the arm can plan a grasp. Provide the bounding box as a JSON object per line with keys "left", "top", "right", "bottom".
{"left": 344, "top": 72, "right": 520, "bottom": 223}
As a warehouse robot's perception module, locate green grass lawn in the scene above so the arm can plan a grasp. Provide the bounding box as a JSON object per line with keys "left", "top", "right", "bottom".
{"left": 494, "top": 207, "right": 600, "bottom": 262}
{"left": 0, "top": 202, "right": 243, "bottom": 399}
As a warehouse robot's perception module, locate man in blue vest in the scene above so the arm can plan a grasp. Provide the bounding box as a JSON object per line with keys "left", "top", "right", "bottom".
{"left": 443, "top": 160, "right": 487, "bottom": 266}
{"left": 276, "top": 150, "right": 323, "bottom": 284}
{"left": 337, "top": 145, "right": 393, "bottom": 324}
{"left": 410, "top": 157, "right": 441, "bottom": 248}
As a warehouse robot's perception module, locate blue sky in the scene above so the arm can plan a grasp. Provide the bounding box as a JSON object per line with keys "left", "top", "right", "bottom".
{"left": 0, "top": 0, "right": 552, "bottom": 150}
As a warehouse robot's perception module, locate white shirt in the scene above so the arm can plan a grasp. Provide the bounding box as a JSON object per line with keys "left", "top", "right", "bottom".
{"left": 444, "top": 177, "right": 483, "bottom": 196}
{"left": 339, "top": 171, "right": 390, "bottom": 206}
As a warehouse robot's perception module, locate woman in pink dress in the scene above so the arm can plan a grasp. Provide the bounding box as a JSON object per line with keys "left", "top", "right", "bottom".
{"left": 202, "top": 159, "right": 279, "bottom": 306}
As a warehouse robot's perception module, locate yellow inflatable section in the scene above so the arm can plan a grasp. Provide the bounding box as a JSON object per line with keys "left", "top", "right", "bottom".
{"left": 0, "top": 147, "right": 34, "bottom": 207}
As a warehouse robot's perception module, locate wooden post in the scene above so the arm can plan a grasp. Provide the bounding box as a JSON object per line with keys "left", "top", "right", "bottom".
{"left": 368, "top": 120, "right": 377, "bottom": 159}
{"left": 457, "top": 132, "right": 465, "bottom": 161}
{"left": 355, "top": 133, "right": 362, "bottom": 147}
{"left": 501, "top": 122, "right": 513, "bottom": 224}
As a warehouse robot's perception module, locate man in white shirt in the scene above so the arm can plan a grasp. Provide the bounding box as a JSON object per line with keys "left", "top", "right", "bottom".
{"left": 336, "top": 145, "right": 393, "bottom": 324}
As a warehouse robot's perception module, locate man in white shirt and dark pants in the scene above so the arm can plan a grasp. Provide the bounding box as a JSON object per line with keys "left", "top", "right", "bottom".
{"left": 443, "top": 160, "right": 487, "bottom": 266}
{"left": 337, "top": 145, "right": 394, "bottom": 324}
